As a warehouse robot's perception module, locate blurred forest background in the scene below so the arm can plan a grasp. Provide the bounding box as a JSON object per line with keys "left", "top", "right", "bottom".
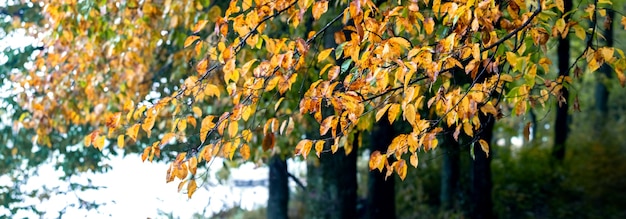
{"left": 2, "top": 0, "right": 626, "bottom": 218}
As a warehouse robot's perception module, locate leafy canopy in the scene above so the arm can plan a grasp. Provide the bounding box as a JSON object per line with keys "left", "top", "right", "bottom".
{"left": 12, "top": 0, "right": 626, "bottom": 198}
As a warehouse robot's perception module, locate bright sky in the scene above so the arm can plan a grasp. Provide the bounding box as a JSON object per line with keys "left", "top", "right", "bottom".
{"left": 0, "top": 154, "right": 308, "bottom": 218}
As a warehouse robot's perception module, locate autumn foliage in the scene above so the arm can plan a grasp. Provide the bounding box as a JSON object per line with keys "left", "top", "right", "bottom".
{"left": 12, "top": 0, "right": 626, "bottom": 198}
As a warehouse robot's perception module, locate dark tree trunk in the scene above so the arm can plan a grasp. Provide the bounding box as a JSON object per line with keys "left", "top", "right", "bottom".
{"left": 306, "top": 146, "right": 357, "bottom": 219}
{"left": 366, "top": 118, "right": 396, "bottom": 219}
{"left": 595, "top": 10, "right": 614, "bottom": 114}
{"left": 553, "top": 0, "right": 573, "bottom": 161}
{"left": 268, "top": 155, "right": 289, "bottom": 219}
{"left": 441, "top": 129, "right": 461, "bottom": 211}
{"left": 471, "top": 114, "right": 495, "bottom": 219}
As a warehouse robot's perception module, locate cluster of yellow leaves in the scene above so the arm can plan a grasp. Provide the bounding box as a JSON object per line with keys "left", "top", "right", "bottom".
{"left": 19, "top": 0, "right": 626, "bottom": 198}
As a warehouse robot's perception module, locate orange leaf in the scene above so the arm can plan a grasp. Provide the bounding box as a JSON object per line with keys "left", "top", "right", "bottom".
{"left": 161, "top": 132, "right": 176, "bottom": 146}
{"left": 312, "top": 0, "right": 328, "bottom": 20}
{"left": 105, "top": 112, "right": 121, "bottom": 129}
{"left": 192, "top": 20, "right": 209, "bottom": 33}
{"left": 187, "top": 116, "right": 197, "bottom": 128}
{"left": 294, "top": 139, "right": 313, "bottom": 159}
{"left": 262, "top": 132, "right": 275, "bottom": 151}
{"left": 141, "top": 147, "right": 152, "bottom": 162}
{"left": 240, "top": 143, "right": 251, "bottom": 161}
{"left": 200, "top": 116, "right": 215, "bottom": 143}
{"left": 424, "top": 17, "right": 434, "bottom": 34}
{"left": 184, "top": 35, "right": 200, "bottom": 48}
{"left": 127, "top": 124, "right": 140, "bottom": 141}
{"left": 479, "top": 139, "right": 489, "bottom": 157}
{"left": 187, "top": 180, "right": 197, "bottom": 199}
{"left": 387, "top": 104, "right": 400, "bottom": 124}
{"left": 142, "top": 109, "right": 156, "bottom": 137}
{"left": 320, "top": 116, "right": 334, "bottom": 136}
{"left": 410, "top": 153, "right": 419, "bottom": 168}
{"left": 395, "top": 159, "right": 408, "bottom": 181}
{"left": 189, "top": 157, "right": 197, "bottom": 175}
{"left": 315, "top": 140, "right": 325, "bottom": 158}
{"left": 368, "top": 151, "right": 386, "bottom": 172}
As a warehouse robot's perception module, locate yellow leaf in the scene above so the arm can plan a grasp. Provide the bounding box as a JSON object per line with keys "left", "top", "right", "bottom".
{"left": 228, "top": 120, "right": 239, "bottom": 138}
{"left": 275, "top": 97, "right": 284, "bottom": 111}
{"left": 184, "top": 35, "right": 200, "bottom": 48}
{"left": 315, "top": 140, "right": 325, "bottom": 158}
{"left": 573, "top": 25, "right": 586, "bottom": 41}
{"left": 242, "top": 129, "right": 253, "bottom": 142}
{"left": 388, "top": 104, "right": 400, "bottom": 124}
{"left": 331, "top": 138, "right": 339, "bottom": 154}
{"left": 141, "top": 147, "right": 151, "bottom": 162}
{"left": 187, "top": 180, "right": 197, "bottom": 199}
{"left": 117, "top": 135, "right": 125, "bottom": 148}
{"left": 479, "top": 139, "right": 489, "bottom": 157}
{"left": 295, "top": 139, "right": 313, "bottom": 159}
{"left": 375, "top": 104, "right": 392, "bottom": 122}
{"left": 410, "top": 153, "right": 418, "bottom": 168}
{"left": 189, "top": 157, "right": 197, "bottom": 175}
{"left": 178, "top": 119, "right": 188, "bottom": 132}
{"left": 600, "top": 47, "right": 614, "bottom": 62}
{"left": 622, "top": 17, "right": 626, "bottom": 30}
{"left": 463, "top": 122, "right": 474, "bottom": 137}
{"left": 240, "top": 144, "right": 251, "bottom": 160}
{"left": 192, "top": 107, "right": 202, "bottom": 118}
{"left": 320, "top": 116, "right": 334, "bottom": 136}
{"left": 192, "top": 20, "right": 209, "bottom": 33}
{"left": 404, "top": 104, "right": 416, "bottom": 125}
{"left": 94, "top": 135, "right": 105, "bottom": 151}
{"left": 555, "top": 0, "right": 564, "bottom": 13}
{"left": 178, "top": 180, "right": 187, "bottom": 193}
{"left": 187, "top": 116, "right": 197, "bottom": 128}
{"left": 388, "top": 37, "right": 411, "bottom": 49}
{"left": 200, "top": 116, "right": 215, "bottom": 143}
{"left": 312, "top": 0, "right": 328, "bottom": 20}
{"left": 84, "top": 135, "right": 92, "bottom": 147}
{"left": 142, "top": 109, "right": 156, "bottom": 137}
{"left": 424, "top": 17, "right": 434, "bottom": 35}
{"left": 395, "top": 160, "right": 407, "bottom": 181}
{"left": 368, "top": 151, "right": 386, "bottom": 172}
{"left": 317, "top": 48, "right": 334, "bottom": 62}
{"left": 161, "top": 132, "right": 176, "bottom": 146}
{"left": 204, "top": 84, "right": 221, "bottom": 97}
{"left": 480, "top": 102, "right": 499, "bottom": 117}
{"left": 127, "top": 124, "right": 140, "bottom": 141}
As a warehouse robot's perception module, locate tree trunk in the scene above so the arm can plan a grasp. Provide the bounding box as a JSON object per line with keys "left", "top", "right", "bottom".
{"left": 306, "top": 146, "right": 357, "bottom": 219}
{"left": 366, "top": 118, "right": 396, "bottom": 219}
{"left": 595, "top": 10, "right": 614, "bottom": 114}
{"left": 471, "top": 114, "right": 495, "bottom": 219}
{"left": 552, "top": 0, "right": 573, "bottom": 161}
{"left": 441, "top": 129, "right": 460, "bottom": 211}
{"left": 268, "top": 154, "right": 289, "bottom": 219}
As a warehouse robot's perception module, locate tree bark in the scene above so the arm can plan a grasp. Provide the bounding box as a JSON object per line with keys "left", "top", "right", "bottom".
{"left": 595, "top": 10, "right": 614, "bottom": 114}
{"left": 441, "top": 129, "right": 460, "bottom": 211}
{"left": 366, "top": 118, "right": 396, "bottom": 219}
{"left": 552, "top": 0, "right": 573, "bottom": 161}
{"left": 268, "top": 154, "right": 289, "bottom": 219}
{"left": 471, "top": 114, "right": 495, "bottom": 219}
{"left": 306, "top": 146, "right": 357, "bottom": 219}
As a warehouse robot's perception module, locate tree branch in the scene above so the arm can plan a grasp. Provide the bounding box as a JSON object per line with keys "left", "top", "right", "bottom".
{"left": 287, "top": 172, "right": 306, "bottom": 190}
